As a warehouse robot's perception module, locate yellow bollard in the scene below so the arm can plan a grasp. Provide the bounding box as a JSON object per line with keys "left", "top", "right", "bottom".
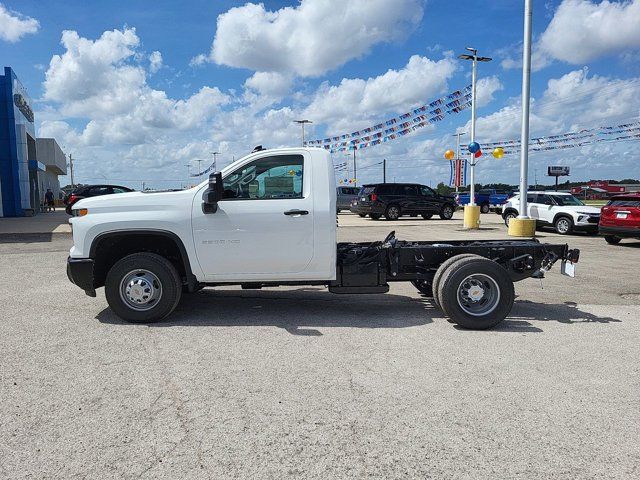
{"left": 508, "top": 217, "right": 536, "bottom": 237}
{"left": 463, "top": 205, "right": 481, "bottom": 229}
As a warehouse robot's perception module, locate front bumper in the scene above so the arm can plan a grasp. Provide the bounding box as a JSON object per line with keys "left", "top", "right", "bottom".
{"left": 67, "top": 257, "right": 96, "bottom": 296}
{"left": 599, "top": 225, "right": 640, "bottom": 238}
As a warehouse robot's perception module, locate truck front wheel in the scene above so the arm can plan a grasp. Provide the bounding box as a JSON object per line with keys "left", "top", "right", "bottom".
{"left": 105, "top": 252, "right": 182, "bottom": 323}
{"left": 438, "top": 257, "right": 514, "bottom": 330}
{"left": 480, "top": 203, "right": 490, "bottom": 214}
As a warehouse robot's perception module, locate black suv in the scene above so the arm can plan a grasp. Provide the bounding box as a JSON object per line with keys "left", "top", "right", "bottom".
{"left": 352, "top": 183, "right": 456, "bottom": 220}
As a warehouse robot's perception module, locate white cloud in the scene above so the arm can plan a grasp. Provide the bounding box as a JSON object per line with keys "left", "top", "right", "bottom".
{"left": 244, "top": 71, "right": 293, "bottom": 98}
{"left": 502, "top": 0, "right": 640, "bottom": 71}
{"left": 195, "top": 0, "right": 424, "bottom": 77}
{"left": 149, "top": 50, "right": 163, "bottom": 73}
{"left": 475, "top": 76, "right": 504, "bottom": 108}
{"left": 538, "top": 0, "right": 640, "bottom": 64}
{"left": 0, "top": 3, "right": 39, "bottom": 42}
{"left": 42, "top": 28, "right": 230, "bottom": 146}
{"left": 303, "top": 55, "right": 457, "bottom": 133}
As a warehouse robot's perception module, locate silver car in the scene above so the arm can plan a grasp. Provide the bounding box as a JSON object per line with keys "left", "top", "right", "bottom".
{"left": 336, "top": 186, "right": 360, "bottom": 213}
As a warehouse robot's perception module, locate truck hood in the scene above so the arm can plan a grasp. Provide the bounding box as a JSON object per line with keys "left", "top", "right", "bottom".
{"left": 74, "top": 188, "right": 197, "bottom": 213}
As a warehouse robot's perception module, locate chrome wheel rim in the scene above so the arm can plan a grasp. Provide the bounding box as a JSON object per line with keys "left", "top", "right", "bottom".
{"left": 556, "top": 218, "right": 570, "bottom": 233}
{"left": 505, "top": 214, "right": 515, "bottom": 226}
{"left": 444, "top": 206, "right": 453, "bottom": 218}
{"left": 388, "top": 207, "right": 399, "bottom": 219}
{"left": 119, "top": 269, "right": 163, "bottom": 311}
{"left": 456, "top": 274, "right": 501, "bottom": 317}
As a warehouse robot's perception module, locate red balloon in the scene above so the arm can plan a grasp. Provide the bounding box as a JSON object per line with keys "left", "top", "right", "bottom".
{"left": 474, "top": 149, "right": 482, "bottom": 158}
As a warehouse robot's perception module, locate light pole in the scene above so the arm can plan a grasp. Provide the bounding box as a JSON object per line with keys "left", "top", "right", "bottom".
{"left": 459, "top": 47, "right": 491, "bottom": 229}
{"left": 459, "top": 48, "right": 491, "bottom": 206}
{"left": 509, "top": 0, "right": 536, "bottom": 237}
{"left": 293, "top": 119, "right": 312, "bottom": 146}
{"left": 452, "top": 132, "right": 466, "bottom": 193}
{"left": 211, "top": 151, "right": 220, "bottom": 172}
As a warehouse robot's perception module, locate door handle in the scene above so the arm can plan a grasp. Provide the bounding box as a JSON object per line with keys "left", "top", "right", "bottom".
{"left": 284, "top": 209, "right": 309, "bottom": 216}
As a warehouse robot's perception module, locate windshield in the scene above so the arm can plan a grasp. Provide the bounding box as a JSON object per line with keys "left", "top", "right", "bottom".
{"left": 551, "top": 194, "right": 584, "bottom": 206}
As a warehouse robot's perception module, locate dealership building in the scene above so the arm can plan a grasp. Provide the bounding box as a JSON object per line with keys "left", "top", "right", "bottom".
{"left": 1, "top": 67, "right": 67, "bottom": 217}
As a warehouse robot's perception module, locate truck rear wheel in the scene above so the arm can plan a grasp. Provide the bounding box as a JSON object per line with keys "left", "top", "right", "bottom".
{"left": 105, "top": 252, "right": 182, "bottom": 323}
{"left": 480, "top": 203, "right": 490, "bottom": 214}
{"left": 432, "top": 254, "right": 480, "bottom": 312}
{"left": 438, "top": 257, "right": 514, "bottom": 330}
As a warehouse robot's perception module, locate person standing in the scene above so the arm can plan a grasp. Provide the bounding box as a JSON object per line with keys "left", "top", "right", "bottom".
{"left": 45, "top": 189, "right": 55, "bottom": 212}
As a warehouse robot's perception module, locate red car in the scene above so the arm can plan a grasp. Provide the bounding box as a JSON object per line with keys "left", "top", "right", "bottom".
{"left": 599, "top": 193, "right": 640, "bottom": 244}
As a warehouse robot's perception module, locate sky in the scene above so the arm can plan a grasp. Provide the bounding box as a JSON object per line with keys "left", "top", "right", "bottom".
{"left": 1, "top": 0, "right": 640, "bottom": 189}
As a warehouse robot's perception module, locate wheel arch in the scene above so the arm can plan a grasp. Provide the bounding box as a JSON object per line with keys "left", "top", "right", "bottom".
{"left": 89, "top": 230, "right": 197, "bottom": 291}
{"left": 552, "top": 212, "right": 574, "bottom": 224}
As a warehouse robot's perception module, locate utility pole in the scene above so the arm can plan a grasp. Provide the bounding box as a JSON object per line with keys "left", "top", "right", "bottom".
{"left": 196, "top": 159, "right": 203, "bottom": 176}
{"left": 452, "top": 132, "right": 467, "bottom": 193}
{"left": 510, "top": 0, "right": 536, "bottom": 237}
{"left": 383, "top": 158, "right": 387, "bottom": 183}
{"left": 68, "top": 153, "right": 75, "bottom": 187}
{"left": 293, "top": 119, "right": 312, "bottom": 146}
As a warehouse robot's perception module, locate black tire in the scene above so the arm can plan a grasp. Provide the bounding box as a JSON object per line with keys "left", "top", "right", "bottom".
{"left": 358, "top": 213, "right": 367, "bottom": 218}
{"left": 438, "top": 257, "right": 514, "bottom": 330}
{"left": 336, "top": 209, "right": 341, "bottom": 213}
{"left": 480, "top": 203, "right": 490, "bottom": 214}
{"left": 503, "top": 210, "right": 517, "bottom": 227}
{"left": 432, "top": 254, "right": 481, "bottom": 312}
{"left": 370, "top": 213, "right": 381, "bottom": 220}
{"left": 605, "top": 235, "right": 621, "bottom": 245}
{"left": 385, "top": 205, "right": 401, "bottom": 221}
{"left": 105, "top": 252, "right": 182, "bottom": 323}
{"left": 421, "top": 214, "right": 433, "bottom": 220}
{"left": 411, "top": 279, "right": 433, "bottom": 296}
{"left": 439, "top": 204, "right": 455, "bottom": 220}
{"left": 554, "top": 216, "right": 574, "bottom": 235}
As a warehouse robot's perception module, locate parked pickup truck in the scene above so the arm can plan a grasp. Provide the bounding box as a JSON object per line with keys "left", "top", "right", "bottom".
{"left": 456, "top": 189, "right": 512, "bottom": 214}
{"left": 67, "top": 147, "right": 579, "bottom": 330}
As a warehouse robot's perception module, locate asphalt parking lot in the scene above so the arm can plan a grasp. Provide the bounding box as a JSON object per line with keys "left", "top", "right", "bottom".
{"left": 1, "top": 212, "right": 639, "bottom": 479}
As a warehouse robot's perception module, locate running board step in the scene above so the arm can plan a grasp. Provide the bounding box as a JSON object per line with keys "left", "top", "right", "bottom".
{"left": 328, "top": 285, "right": 389, "bottom": 294}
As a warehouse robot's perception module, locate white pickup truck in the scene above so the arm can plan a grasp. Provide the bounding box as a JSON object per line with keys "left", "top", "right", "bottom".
{"left": 67, "top": 147, "right": 580, "bottom": 329}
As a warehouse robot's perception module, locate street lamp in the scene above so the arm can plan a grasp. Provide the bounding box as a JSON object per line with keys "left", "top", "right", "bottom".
{"left": 459, "top": 47, "right": 491, "bottom": 229}
{"left": 293, "top": 119, "right": 312, "bottom": 146}
{"left": 210, "top": 151, "right": 220, "bottom": 172}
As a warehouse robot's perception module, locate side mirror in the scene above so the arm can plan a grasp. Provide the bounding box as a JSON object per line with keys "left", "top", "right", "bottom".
{"left": 202, "top": 171, "right": 224, "bottom": 214}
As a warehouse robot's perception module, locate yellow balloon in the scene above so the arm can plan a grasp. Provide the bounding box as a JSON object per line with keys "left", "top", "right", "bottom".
{"left": 444, "top": 149, "right": 455, "bottom": 160}
{"left": 492, "top": 147, "right": 504, "bottom": 159}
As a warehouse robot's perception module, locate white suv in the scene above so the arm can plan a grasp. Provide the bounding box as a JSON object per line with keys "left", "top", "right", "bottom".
{"left": 502, "top": 192, "right": 600, "bottom": 235}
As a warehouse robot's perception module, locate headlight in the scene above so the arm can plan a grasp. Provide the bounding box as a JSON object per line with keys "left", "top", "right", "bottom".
{"left": 72, "top": 208, "right": 88, "bottom": 217}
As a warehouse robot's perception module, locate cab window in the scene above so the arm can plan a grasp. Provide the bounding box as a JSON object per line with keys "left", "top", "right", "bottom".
{"left": 222, "top": 155, "right": 303, "bottom": 200}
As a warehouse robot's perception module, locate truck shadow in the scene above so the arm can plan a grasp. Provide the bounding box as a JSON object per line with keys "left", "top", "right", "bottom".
{"left": 96, "top": 289, "right": 622, "bottom": 335}
{"left": 493, "top": 300, "right": 622, "bottom": 332}
{"left": 96, "top": 288, "right": 437, "bottom": 335}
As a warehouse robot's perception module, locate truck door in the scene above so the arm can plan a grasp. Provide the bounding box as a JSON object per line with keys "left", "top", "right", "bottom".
{"left": 191, "top": 153, "right": 314, "bottom": 279}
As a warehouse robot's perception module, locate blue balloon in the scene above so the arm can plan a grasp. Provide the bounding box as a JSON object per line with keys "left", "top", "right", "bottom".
{"left": 468, "top": 142, "right": 480, "bottom": 154}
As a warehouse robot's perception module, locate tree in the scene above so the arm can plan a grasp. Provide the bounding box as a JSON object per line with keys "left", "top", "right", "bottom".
{"left": 435, "top": 182, "right": 453, "bottom": 195}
